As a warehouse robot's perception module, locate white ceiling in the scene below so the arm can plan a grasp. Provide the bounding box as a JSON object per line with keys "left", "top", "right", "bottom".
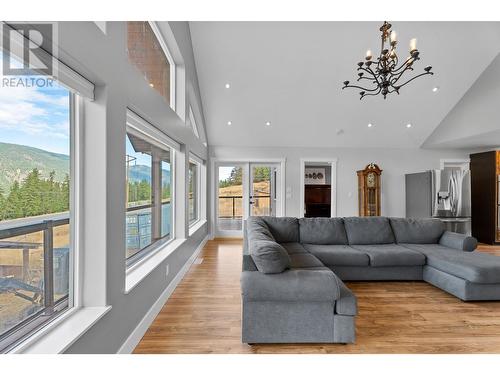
{"left": 190, "top": 21, "right": 500, "bottom": 148}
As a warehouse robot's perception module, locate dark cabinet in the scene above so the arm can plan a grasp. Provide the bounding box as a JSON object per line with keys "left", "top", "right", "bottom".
{"left": 470, "top": 151, "right": 500, "bottom": 244}
{"left": 304, "top": 185, "right": 331, "bottom": 217}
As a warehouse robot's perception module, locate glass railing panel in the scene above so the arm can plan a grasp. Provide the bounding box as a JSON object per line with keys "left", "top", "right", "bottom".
{"left": 0, "top": 228, "right": 45, "bottom": 337}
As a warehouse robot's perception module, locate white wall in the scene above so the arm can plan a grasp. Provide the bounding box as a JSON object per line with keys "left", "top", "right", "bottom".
{"left": 45, "top": 22, "right": 210, "bottom": 353}
{"left": 423, "top": 52, "right": 500, "bottom": 149}
{"left": 210, "top": 146, "right": 470, "bottom": 218}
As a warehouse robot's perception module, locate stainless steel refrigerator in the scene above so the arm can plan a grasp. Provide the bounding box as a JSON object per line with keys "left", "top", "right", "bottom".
{"left": 405, "top": 169, "right": 472, "bottom": 235}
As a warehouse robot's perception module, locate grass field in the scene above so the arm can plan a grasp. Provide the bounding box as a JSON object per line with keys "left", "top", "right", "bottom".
{"left": 218, "top": 181, "right": 271, "bottom": 217}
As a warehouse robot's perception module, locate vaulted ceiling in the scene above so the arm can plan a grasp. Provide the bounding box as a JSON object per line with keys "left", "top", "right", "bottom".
{"left": 190, "top": 21, "right": 500, "bottom": 148}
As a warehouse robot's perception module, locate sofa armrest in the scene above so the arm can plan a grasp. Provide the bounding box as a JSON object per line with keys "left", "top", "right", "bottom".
{"left": 334, "top": 276, "right": 357, "bottom": 316}
{"left": 439, "top": 231, "right": 478, "bottom": 252}
{"left": 241, "top": 269, "right": 340, "bottom": 302}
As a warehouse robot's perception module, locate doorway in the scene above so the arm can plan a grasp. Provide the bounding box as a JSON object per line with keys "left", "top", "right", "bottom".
{"left": 300, "top": 159, "right": 337, "bottom": 218}
{"left": 213, "top": 160, "right": 284, "bottom": 237}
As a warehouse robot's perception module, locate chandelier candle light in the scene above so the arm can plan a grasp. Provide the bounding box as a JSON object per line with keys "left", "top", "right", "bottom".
{"left": 342, "top": 21, "right": 434, "bottom": 100}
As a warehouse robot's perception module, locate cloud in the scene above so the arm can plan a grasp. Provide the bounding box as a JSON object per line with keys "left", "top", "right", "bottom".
{"left": 0, "top": 78, "right": 69, "bottom": 135}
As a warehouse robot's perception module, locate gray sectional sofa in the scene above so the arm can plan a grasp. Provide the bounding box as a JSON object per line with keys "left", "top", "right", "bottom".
{"left": 241, "top": 216, "right": 500, "bottom": 344}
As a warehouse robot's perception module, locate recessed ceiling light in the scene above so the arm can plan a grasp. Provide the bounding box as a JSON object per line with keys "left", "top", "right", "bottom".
{"left": 225, "top": 83, "right": 230, "bottom": 89}
{"left": 265, "top": 121, "right": 271, "bottom": 126}
{"left": 432, "top": 86, "right": 439, "bottom": 93}
{"left": 149, "top": 83, "right": 154, "bottom": 88}
{"left": 227, "top": 121, "right": 232, "bottom": 126}
{"left": 367, "top": 123, "right": 373, "bottom": 128}
{"left": 406, "top": 123, "right": 412, "bottom": 128}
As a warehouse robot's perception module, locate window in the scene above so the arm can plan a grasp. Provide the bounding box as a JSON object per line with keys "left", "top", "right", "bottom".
{"left": 188, "top": 106, "right": 200, "bottom": 138}
{"left": 0, "top": 63, "right": 75, "bottom": 352}
{"left": 126, "top": 112, "right": 175, "bottom": 266}
{"left": 188, "top": 160, "right": 200, "bottom": 225}
{"left": 127, "top": 21, "right": 176, "bottom": 109}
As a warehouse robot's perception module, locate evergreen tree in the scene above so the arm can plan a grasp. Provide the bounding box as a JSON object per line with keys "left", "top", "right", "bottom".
{"left": 60, "top": 174, "right": 70, "bottom": 212}
{"left": 0, "top": 169, "right": 70, "bottom": 221}
{"left": 5, "top": 181, "right": 23, "bottom": 219}
{"left": 0, "top": 187, "right": 5, "bottom": 220}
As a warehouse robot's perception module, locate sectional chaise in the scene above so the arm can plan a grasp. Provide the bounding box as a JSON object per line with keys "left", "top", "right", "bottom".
{"left": 241, "top": 216, "right": 500, "bottom": 344}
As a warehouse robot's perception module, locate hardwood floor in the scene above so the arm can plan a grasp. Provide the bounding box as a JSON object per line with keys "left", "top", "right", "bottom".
{"left": 134, "top": 240, "right": 500, "bottom": 354}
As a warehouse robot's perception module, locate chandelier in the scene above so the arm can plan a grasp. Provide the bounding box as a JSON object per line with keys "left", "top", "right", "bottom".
{"left": 342, "top": 21, "right": 434, "bottom": 100}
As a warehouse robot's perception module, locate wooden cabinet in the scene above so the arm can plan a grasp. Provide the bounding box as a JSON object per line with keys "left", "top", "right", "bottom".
{"left": 470, "top": 151, "right": 500, "bottom": 244}
{"left": 357, "top": 163, "right": 382, "bottom": 216}
{"left": 304, "top": 184, "right": 331, "bottom": 217}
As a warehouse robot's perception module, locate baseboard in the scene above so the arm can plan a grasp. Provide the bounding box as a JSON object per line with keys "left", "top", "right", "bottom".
{"left": 117, "top": 235, "right": 209, "bottom": 354}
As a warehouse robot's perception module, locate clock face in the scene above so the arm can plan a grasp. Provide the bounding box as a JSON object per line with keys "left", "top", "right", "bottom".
{"left": 367, "top": 172, "right": 376, "bottom": 188}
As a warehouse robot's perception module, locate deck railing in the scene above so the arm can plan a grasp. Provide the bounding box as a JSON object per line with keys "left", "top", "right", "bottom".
{"left": 218, "top": 195, "right": 272, "bottom": 218}
{"left": 0, "top": 212, "right": 70, "bottom": 352}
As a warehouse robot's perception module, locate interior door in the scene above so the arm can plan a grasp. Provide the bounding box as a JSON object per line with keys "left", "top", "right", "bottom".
{"left": 249, "top": 164, "right": 279, "bottom": 217}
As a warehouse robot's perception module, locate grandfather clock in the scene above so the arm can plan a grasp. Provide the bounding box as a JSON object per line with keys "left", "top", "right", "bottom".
{"left": 357, "top": 163, "right": 382, "bottom": 216}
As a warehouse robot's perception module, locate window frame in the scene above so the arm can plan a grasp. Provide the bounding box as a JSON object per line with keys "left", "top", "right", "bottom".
{"left": 188, "top": 154, "right": 204, "bottom": 228}
{"left": 148, "top": 22, "right": 176, "bottom": 112}
{"left": 0, "top": 91, "right": 80, "bottom": 353}
{"left": 127, "top": 21, "right": 177, "bottom": 111}
{"left": 125, "top": 110, "right": 179, "bottom": 269}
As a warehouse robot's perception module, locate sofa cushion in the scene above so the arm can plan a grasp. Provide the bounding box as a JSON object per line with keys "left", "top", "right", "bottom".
{"left": 389, "top": 217, "right": 445, "bottom": 244}
{"left": 249, "top": 240, "right": 291, "bottom": 274}
{"left": 247, "top": 217, "right": 275, "bottom": 242}
{"left": 350, "top": 244, "right": 426, "bottom": 266}
{"left": 439, "top": 231, "right": 477, "bottom": 252}
{"left": 303, "top": 244, "right": 369, "bottom": 266}
{"left": 280, "top": 242, "right": 308, "bottom": 254}
{"left": 289, "top": 253, "right": 325, "bottom": 268}
{"left": 299, "top": 218, "right": 348, "bottom": 245}
{"left": 261, "top": 216, "right": 299, "bottom": 243}
{"left": 343, "top": 217, "right": 395, "bottom": 245}
{"left": 402, "top": 244, "right": 500, "bottom": 283}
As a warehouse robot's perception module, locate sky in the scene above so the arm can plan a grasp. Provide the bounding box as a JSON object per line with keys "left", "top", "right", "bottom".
{"left": 126, "top": 136, "right": 171, "bottom": 172}
{"left": 219, "top": 166, "right": 235, "bottom": 181}
{"left": 126, "top": 136, "right": 151, "bottom": 167}
{"left": 0, "top": 54, "right": 70, "bottom": 155}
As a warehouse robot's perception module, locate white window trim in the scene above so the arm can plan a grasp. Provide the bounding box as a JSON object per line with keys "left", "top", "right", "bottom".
{"left": 148, "top": 21, "right": 176, "bottom": 112}
{"left": 8, "top": 90, "right": 110, "bottom": 354}
{"left": 125, "top": 109, "right": 182, "bottom": 292}
{"left": 126, "top": 109, "right": 180, "bottom": 150}
{"left": 125, "top": 238, "right": 186, "bottom": 293}
{"left": 9, "top": 306, "right": 111, "bottom": 354}
{"left": 188, "top": 157, "right": 202, "bottom": 229}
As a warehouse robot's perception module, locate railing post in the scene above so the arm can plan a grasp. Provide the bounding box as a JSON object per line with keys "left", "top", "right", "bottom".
{"left": 232, "top": 197, "right": 235, "bottom": 219}
{"left": 43, "top": 220, "right": 55, "bottom": 315}
{"left": 22, "top": 247, "right": 30, "bottom": 282}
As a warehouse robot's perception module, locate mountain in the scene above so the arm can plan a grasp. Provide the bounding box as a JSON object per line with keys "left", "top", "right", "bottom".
{"left": 0, "top": 142, "right": 69, "bottom": 194}
{"left": 128, "top": 164, "right": 171, "bottom": 186}
{"left": 0, "top": 142, "right": 171, "bottom": 195}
